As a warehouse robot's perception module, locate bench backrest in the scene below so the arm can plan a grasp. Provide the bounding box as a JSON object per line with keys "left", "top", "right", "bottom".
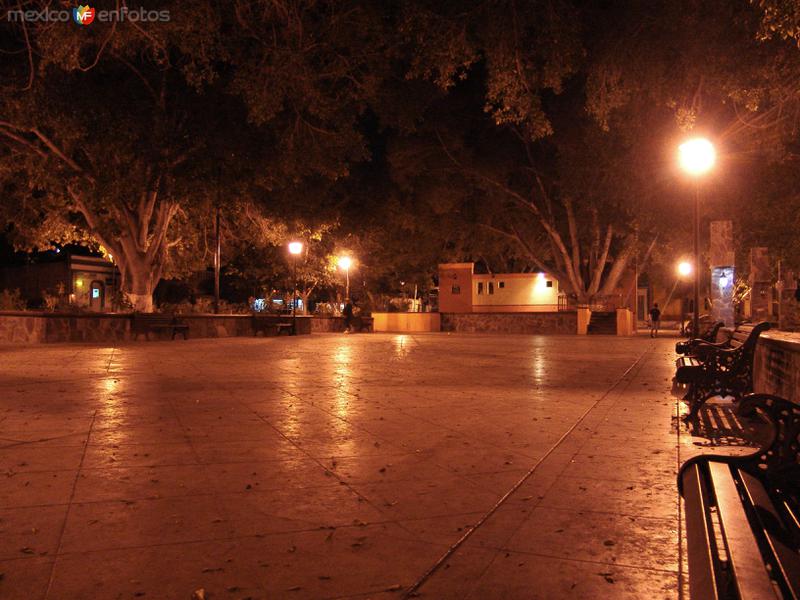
{"left": 729, "top": 321, "right": 770, "bottom": 349}
{"left": 727, "top": 322, "right": 771, "bottom": 379}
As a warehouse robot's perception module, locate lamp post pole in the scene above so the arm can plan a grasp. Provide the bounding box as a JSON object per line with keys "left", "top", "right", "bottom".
{"left": 345, "top": 266, "right": 350, "bottom": 300}
{"left": 693, "top": 184, "right": 700, "bottom": 337}
{"left": 678, "top": 137, "right": 715, "bottom": 336}
{"left": 288, "top": 241, "right": 303, "bottom": 335}
{"left": 292, "top": 254, "right": 298, "bottom": 334}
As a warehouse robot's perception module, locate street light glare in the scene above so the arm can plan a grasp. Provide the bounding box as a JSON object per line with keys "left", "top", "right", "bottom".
{"left": 678, "top": 138, "right": 716, "bottom": 175}
{"left": 288, "top": 241, "right": 303, "bottom": 255}
{"left": 678, "top": 261, "right": 692, "bottom": 277}
{"left": 338, "top": 256, "right": 352, "bottom": 270}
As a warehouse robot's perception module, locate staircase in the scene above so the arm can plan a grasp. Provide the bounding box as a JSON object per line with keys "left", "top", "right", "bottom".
{"left": 587, "top": 311, "right": 617, "bottom": 335}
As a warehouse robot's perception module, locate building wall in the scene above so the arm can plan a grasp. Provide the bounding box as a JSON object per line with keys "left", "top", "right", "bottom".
{"left": 472, "top": 272, "right": 558, "bottom": 311}
{"left": 0, "top": 262, "right": 69, "bottom": 300}
{"left": 0, "top": 254, "right": 118, "bottom": 311}
{"left": 439, "top": 263, "right": 561, "bottom": 313}
{"left": 438, "top": 263, "right": 474, "bottom": 313}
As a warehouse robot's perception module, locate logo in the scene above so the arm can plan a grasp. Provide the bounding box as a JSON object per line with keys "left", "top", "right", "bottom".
{"left": 73, "top": 5, "right": 95, "bottom": 25}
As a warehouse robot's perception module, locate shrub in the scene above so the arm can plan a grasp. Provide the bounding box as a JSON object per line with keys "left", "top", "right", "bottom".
{"left": 0, "top": 289, "right": 26, "bottom": 311}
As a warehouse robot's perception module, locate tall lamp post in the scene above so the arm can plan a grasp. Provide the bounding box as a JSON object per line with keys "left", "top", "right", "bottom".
{"left": 337, "top": 256, "right": 353, "bottom": 300}
{"left": 288, "top": 241, "right": 303, "bottom": 334}
{"left": 678, "top": 138, "right": 716, "bottom": 337}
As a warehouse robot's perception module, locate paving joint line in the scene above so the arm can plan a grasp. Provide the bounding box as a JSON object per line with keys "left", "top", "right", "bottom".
{"left": 402, "top": 343, "right": 655, "bottom": 599}
{"left": 43, "top": 408, "right": 98, "bottom": 599}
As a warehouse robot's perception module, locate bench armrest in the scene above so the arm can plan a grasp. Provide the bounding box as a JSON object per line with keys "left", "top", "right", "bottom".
{"left": 736, "top": 394, "right": 800, "bottom": 478}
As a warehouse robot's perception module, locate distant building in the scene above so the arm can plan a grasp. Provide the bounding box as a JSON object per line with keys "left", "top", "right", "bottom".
{"left": 438, "top": 263, "right": 560, "bottom": 313}
{"left": 0, "top": 253, "right": 119, "bottom": 311}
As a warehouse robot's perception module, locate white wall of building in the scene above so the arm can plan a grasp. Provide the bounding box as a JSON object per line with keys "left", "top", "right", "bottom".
{"left": 471, "top": 273, "right": 559, "bottom": 312}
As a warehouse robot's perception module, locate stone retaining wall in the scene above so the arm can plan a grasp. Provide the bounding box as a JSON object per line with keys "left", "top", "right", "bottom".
{"left": 753, "top": 331, "right": 800, "bottom": 402}
{"left": 0, "top": 312, "right": 312, "bottom": 344}
{"left": 441, "top": 311, "right": 577, "bottom": 334}
{"left": 311, "top": 316, "right": 347, "bottom": 333}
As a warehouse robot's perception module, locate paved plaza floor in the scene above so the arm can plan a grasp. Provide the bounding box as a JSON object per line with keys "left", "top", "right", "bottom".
{"left": 0, "top": 333, "right": 756, "bottom": 599}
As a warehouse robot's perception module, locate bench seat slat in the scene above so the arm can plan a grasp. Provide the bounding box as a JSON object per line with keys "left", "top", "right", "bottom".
{"left": 737, "top": 470, "right": 800, "bottom": 599}
{"left": 682, "top": 464, "right": 722, "bottom": 600}
{"left": 708, "top": 463, "right": 777, "bottom": 600}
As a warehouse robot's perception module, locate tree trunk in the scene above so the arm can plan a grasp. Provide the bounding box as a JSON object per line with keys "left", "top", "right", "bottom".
{"left": 113, "top": 248, "right": 160, "bottom": 313}
{"left": 127, "top": 263, "right": 157, "bottom": 312}
{"left": 300, "top": 289, "right": 312, "bottom": 315}
{"left": 70, "top": 187, "right": 176, "bottom": 314}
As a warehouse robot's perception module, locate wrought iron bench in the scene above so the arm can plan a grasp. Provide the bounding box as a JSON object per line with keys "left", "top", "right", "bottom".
{"left": 678, "top": 394, "right": 800, "bottom": 600}
{"left": 676, "top": 321, "right": 725, "bottom": 355}
{"left": 675, "top": 322, "right": 771, "bottom": 422}
{"left": 251, "top": 314, "right": 294, "bottom": 336}
{"left": 131, "top": 313, "right": 189, "bottom": 341}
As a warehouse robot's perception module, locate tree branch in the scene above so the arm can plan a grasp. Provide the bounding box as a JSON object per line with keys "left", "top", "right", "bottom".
{"left": 588, "top": 224, "right": 613, "bottom": 296}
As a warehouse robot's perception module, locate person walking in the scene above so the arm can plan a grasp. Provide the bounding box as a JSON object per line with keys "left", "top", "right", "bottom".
{"left": 342, "top": 298, "right": 354, "bottom": 333}
{"left": 649, "top": 302, "right": 661, "bottom": 338}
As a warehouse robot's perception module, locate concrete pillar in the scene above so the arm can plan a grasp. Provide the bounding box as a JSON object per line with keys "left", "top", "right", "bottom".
{"left": 749, "top": 247, "right": 772, "bottom": 322}
{"left": 616, "top": 308, "right": 633, "bottom": 336}
{"left": 577, "top": 308, "right": 590, "bottom": 335}
{"left": 709, "top": 221, "right": 735, "bottom": 327}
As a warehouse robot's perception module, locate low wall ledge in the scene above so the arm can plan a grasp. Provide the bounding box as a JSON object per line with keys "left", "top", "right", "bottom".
{"left": 760, "top": 331, "right": 800, "bottom": 352}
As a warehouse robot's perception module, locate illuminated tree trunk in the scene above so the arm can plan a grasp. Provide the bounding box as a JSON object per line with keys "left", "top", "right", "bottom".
{"left": 70, "top": 184, "right": 177, "bottom": 314}
{"left": 118, "top": 254, "right": 159, "bottom": 313}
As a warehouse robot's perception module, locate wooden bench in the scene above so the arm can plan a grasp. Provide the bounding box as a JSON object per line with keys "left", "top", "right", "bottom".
{"left": 131, "top": 313, "right": 189, "bottom": 341}
{"left": 675, "top": 322, "right": 771, "bottom": 422}
{"left": 678, "top": 394, "right": 800, "bottom": 600}
{"left": 676, "top": 321, "right": 725, "bottom": 355}
{"left": 251, "top": 314, "right": 295, "bottom": 336}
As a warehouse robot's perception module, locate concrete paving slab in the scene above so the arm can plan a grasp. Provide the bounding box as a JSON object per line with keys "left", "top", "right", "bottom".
{"left": 0, "top": 333, "right": 758, "bottom": 598}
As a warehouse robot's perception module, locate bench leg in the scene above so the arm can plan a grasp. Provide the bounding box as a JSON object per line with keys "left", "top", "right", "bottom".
{"left": 684, "top": 390, "right": 717, "bottom": 423}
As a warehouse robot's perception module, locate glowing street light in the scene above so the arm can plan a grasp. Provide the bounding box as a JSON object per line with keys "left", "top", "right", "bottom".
{"left": 678, "top": 138, "right": 716, "bottom": 176}
{"left": 679, "top": 137, "right": 715, "bottom": 337}
{"left": 288, "top": 241, "right": 303, "bottom": 332}
{"left": 337, "top": 255, "right": 353, "bottom": 299}
{"left": 677, "top": 261, "right": 693, "bottom": 277}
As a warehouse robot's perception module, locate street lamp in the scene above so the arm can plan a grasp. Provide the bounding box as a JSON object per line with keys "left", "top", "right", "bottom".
{"left": 677, "top": 261, "right": 693, "bottom": 278}
{"left": 678, "top": 137, "right": 716, "bottom": 337}
{"left": 288, "top": 241, "right": 303, "bottom": 333}
{"left": 337, "top": 255, "right": 353, "bottom": 300}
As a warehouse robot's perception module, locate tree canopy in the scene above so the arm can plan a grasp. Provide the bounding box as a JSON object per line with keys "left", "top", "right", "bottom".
{"left": 2, "top": 0, "right": 800, "bottom": 310}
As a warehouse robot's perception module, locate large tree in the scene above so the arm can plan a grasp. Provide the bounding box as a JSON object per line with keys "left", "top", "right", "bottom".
{"left": 0, "top": 1, "right": 387, "bottom": 310}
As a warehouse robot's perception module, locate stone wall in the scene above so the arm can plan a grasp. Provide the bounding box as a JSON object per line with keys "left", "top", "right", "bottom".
{"left": 440, "top": 311, "right": 577, "bottom": 334}
{"left": 311, "top": 316, "right": 347, "bottom": 333}
{"left": 0, "top": 313, "right": 47, "bottom": 343}
{"left": 753, "top": 332, "right": 800, "bottom": 402}
{"left": 0, "top": 312, "right": 312, "bottom": 344}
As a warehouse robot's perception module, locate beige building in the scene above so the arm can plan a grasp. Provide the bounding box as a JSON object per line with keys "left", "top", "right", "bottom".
{"left": 439, "top": 263, "right": 560, "bottom": 313}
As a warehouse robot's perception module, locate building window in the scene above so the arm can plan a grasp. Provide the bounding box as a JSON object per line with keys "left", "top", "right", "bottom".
{"left": 477, "top": 282, "right": 483, "bottom": 295}
{"left": 452, "top": 285, "right": 461, "bottom": 294}
{"left": 488, "top": 282, "right": 494, "bottom": 295}
{"left": 546, "top": 281, "right": 553, "bottom": 288}
{"left": 499, "top": 281, "right": 505, "bottom": 289}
